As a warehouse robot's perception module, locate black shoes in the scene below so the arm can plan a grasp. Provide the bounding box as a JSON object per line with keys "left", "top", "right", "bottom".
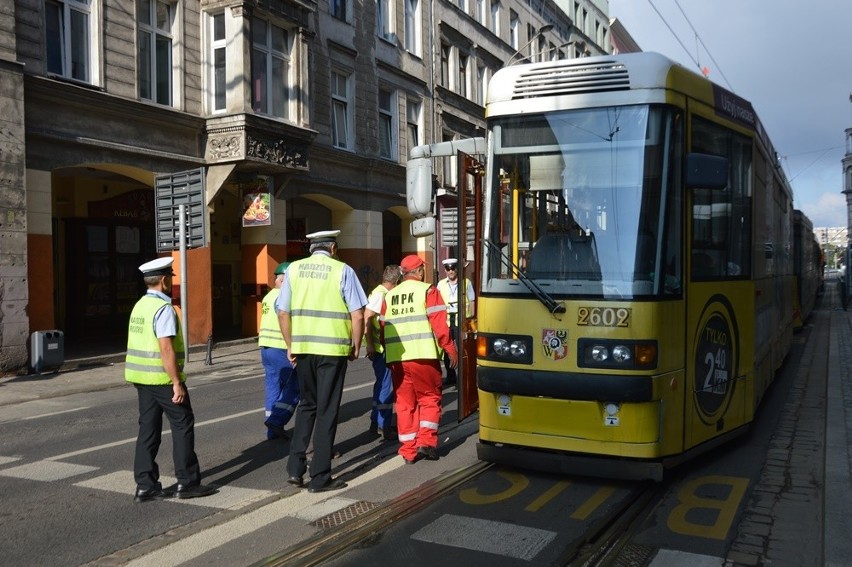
{"left": 175, "top": 483, "right": 218, "bottom": 499}
{"left": 417, "top": 446, "right": 439, "bottom": 461}
{"left": 287, "top": 475, "right": 304, "bottom": 488}
{"left": 265, "top": 421, "right": 290, "bottom": 439}
{"left": 134, "top": 487, "right": 172, "bottom": 503}
{"left": 307, "top": 479, "right": 347, "bottom": 493}
{"left": 403, "top": 455, "right": 420, "bottom": 465}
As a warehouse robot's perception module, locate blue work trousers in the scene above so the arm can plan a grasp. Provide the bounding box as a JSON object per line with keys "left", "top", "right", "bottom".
{"left": 371, "top": 352, "right": 395, "bottom": 430}
{"left": 261, "top": 347, "right": 299, "bottom": 429}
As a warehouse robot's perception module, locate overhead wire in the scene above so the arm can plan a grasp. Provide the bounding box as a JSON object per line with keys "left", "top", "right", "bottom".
{"left": 672, "top": 0, "right": 733, "bottom": 90}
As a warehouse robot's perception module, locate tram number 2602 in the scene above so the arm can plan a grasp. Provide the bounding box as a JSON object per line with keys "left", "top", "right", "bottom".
{"left": 577, "top": 307, "right": 631, "bottom": 328}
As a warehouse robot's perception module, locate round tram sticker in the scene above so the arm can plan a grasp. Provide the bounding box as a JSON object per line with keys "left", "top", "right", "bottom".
{"left": 693, "top": 295, "right": 739, "bottom": 423}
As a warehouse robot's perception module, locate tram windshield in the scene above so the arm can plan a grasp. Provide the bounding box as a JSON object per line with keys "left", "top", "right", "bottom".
{"left": 483, "top": 104, "right": 683, "bottom": 299}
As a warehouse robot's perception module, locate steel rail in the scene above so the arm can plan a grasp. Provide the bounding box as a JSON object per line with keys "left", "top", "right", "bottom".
{"left": 255, "top": 460, "right": 494, "bottom": 567}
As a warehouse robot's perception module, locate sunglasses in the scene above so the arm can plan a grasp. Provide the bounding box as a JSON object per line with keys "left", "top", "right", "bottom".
{"left": 445, "top": 265, "right": 458, "bottom": 270}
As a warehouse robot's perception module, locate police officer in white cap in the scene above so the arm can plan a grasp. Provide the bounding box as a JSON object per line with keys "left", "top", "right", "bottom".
{"left": 436, "top": 257, "right": 475, "bottom": 386}
{"left": 125, "top": 257, "right": 216, "bottom": 502}
{"left": 276, "top": 229, "right": 367, "bottom": 492}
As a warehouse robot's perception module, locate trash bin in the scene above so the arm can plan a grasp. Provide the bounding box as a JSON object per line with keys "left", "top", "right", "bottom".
{"left": 30, "top": 330, "right": 65, "bottom": 374}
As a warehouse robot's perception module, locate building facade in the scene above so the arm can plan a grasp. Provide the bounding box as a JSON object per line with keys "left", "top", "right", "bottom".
{"left": 0, "top": 0, "right": 609, "bottom": 372}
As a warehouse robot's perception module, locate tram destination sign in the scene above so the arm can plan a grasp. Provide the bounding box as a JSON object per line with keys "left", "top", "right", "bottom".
{"left": 155, "top": 168, "right": 207, "bottom": 251}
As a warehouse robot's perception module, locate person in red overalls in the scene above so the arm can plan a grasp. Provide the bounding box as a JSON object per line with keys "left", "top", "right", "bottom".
{"left": 381, "top": 255, "right": 458, "bottom": 463}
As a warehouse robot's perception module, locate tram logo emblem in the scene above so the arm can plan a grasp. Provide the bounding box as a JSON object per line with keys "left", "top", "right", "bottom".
{"left": 542, "top": 329, "right": 568, "bottom": 360}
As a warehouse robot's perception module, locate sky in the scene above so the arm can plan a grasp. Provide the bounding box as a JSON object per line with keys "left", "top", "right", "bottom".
{"left": 608, "top": 0, "right": 852, "bottom": 229}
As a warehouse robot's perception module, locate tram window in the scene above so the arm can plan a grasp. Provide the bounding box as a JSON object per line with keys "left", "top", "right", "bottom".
{"left": 690, "top": 117, "right": 752, "bottom": 281}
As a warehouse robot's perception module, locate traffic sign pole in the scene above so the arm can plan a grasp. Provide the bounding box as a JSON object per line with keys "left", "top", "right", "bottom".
{"left": 179, "top": 204, "right": 189, "bottom": 362}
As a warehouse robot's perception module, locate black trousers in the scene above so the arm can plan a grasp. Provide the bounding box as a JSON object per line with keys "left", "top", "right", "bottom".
{"left": 133, "top": 384, "right": 201, "bottom": 490}
{"left": 443, "top": 313, "right": 459, "bottom": 383}
{"left": 287, "top": 354, "right": 348, "bottom": 489}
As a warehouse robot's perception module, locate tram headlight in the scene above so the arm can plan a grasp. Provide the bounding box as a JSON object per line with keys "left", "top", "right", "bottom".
{"left": 493, "top": 338, "right": 510, "bottom": 356}
{"left": 578, "top": 339, "right": 657, "bottom": 370}
{"left": 509, "top": 341, "right": 527, "bottom": 358}
{"left": 612, "top": 345, "right": 632, "bottom": 363}
{"left": 590, "top": 345, "right": 609, "bottom": 362}
{"left": 478, "top": 333, "right": 533, "bottom": 364}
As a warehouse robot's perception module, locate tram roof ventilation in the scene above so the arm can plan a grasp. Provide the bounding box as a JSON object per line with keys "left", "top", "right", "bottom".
{"left": 510, "top": 59, "right": 630, "bottom": 99}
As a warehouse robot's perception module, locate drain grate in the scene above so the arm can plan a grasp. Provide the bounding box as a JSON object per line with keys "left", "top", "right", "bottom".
{"left": 310, "top": 501, "right": 379, "bottom": 529}
{"left": 611, "top": 543, "right": 657, "bottom": 567}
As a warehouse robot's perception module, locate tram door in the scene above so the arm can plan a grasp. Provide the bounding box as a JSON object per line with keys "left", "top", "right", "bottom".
{"left": 684, "top": 236, "right": 750, "bottom": 448}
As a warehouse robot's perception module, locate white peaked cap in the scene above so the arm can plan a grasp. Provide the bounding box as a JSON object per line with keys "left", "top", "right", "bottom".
{"left": 139, "top": 257, "right": 174, "bottom": 276}
{"left": 305, "top": 230, "right": 341, "bottom": 243}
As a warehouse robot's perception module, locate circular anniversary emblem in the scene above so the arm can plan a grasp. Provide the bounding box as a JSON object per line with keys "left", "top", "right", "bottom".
{"left": 693, "top": 294, "right": 739, "bottom": 423}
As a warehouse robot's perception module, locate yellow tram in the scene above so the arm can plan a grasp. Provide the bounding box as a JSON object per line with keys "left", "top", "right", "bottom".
{"left": 473, "top": 52, "right": 812, "bottom": 480}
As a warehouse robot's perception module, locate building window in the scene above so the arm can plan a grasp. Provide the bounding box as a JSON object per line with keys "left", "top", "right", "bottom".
{"left": 404, "top": 0, "right": 421, "bottom": 55}
{"left": 137, "top": 0, "right": 174, "bottom": 105}
{"left": 210, "top": 12, "right": 226, "bottom": 112}
{"left": 440, "top": 43, "right": 450, "bottom": 88}
{"left": 526, "top": 24, "right": 535, "bottom": 60}
{"left": 442, "top": 131, "right": 457, "bottom": 187}
{"left": 537, "top": 35, "right": 546, "bottom": 63}
{"left": 331, "top": 70, "right": 353, "bottom": 149}
{"left": 378, "top": 88, "right": 397, "bottom": 160}
{"left": 377, "top": 0, "right": 393, "bottom": 41}
{"left": 476, "top": 0, "right": 486, "bottom": 26}
{"left": 509, "top": 11, "right": 518, "bottom": 50}
{"left": 45, "top": 0, "right": 95, "bottom": 82}
{"left": 406, "top": 98, "right": 421, "bottom": 154}
{"left": 252, "top": 17, "right": 291, "bottom": 120}
{"left": 490, "top": 0, "right": 500, "bottom": 36}
{"left": 458, "top": 53, "right": 469, "bottom": 97}
{"left": 458, "top": 0, "right": 467, "bottom": 14}
{"left": 330, "top": 0, "right": 349, "bottom": 22}
{"left": 476, "top": 64, "right": 487, "bottom": 105}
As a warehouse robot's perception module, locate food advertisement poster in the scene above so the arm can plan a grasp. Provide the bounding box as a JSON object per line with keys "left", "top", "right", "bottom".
{"left": 242, "top": 177, "right": 272, "bottom": 227}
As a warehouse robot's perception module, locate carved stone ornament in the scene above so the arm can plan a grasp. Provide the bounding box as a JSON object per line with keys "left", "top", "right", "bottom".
{"left": 208, "top": 135, "right": 243, "bottom": 160}
{"left": 246, "top": 135, "right": 308, "bottom": 169}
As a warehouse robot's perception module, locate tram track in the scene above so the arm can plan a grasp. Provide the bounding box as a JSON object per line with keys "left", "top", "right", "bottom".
{"left": 255, "top": 460, "right": 494, "bottom": 567}
{"left": 555, "top": 473, "right": 678, "bottom": 567}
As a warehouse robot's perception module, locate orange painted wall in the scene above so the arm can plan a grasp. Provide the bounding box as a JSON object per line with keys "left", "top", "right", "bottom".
{"left": 241, "top": 243, "right": 287, "bottom": 336}
{"left": 171, "top": 247, "right": 212, "bottom": 345}
{"left": 27, "top": 234, "right": 55, "bottom": 331}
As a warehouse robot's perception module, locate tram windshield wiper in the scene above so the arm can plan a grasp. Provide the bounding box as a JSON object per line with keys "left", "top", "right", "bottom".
{"left": 484, "top": 239, "right": 566, "bottom": 315}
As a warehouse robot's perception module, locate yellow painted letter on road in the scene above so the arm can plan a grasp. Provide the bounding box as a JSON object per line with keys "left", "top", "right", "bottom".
{"left": 460, "top": 471, "right": 528, "bottom": 505}
{"left": 668, "top": 475, "right": 749, "bottom": 540}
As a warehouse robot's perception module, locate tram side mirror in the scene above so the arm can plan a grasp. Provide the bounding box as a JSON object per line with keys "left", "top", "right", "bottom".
{"left": 406, "top": 157, "right": 435, "bottom": 218}
{"left": 686, "top": 153, "right": 728, "bottom": 190}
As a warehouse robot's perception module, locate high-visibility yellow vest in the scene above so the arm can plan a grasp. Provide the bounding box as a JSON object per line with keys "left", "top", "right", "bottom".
{"left": 367, "top": 283, "right": 390, "bottom": 354}
{"left": 382, "top": 279, "right": 440, "bottom": 363}
{"left": 288, "top": 255, "right": 351, "bottom": 356}
{"left": 125, "top": 295, "right": 186, "bottom": 385}
{"left": 437, "top": 277, "right": 472, "bottom": 318}
{"left": 258, "top": 288, "right": 287, "bottom": 349}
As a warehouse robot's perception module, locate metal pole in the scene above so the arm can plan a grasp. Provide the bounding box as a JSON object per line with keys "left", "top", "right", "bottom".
{"left": 179, "top": 204, "right": 189, "bottom": 362}
{"left": 457, "top": 152, "right": 466, "bottom": 390}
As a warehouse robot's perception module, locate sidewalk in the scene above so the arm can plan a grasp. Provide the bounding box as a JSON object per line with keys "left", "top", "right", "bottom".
{"left": 0, "top": 337, "right": 261, "bottom": 408}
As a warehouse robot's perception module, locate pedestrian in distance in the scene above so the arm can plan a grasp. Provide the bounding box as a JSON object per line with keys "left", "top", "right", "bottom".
{"left": 364, "top": 264, "right": 402, "bottom": 441}
{"left": 259, "top": 261, "right": 300, "bottom": 440}
{"left": 436, "top": 257, "right": 475, "bottom": 386}
{"left": 276, "top": 230, "right": 368, "bottom": 492}
{"left": 125, "top": 257, "right": 217, "bottom": 502}
{"left": 381, "top": 255, "right": 458, "bottom": 464}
